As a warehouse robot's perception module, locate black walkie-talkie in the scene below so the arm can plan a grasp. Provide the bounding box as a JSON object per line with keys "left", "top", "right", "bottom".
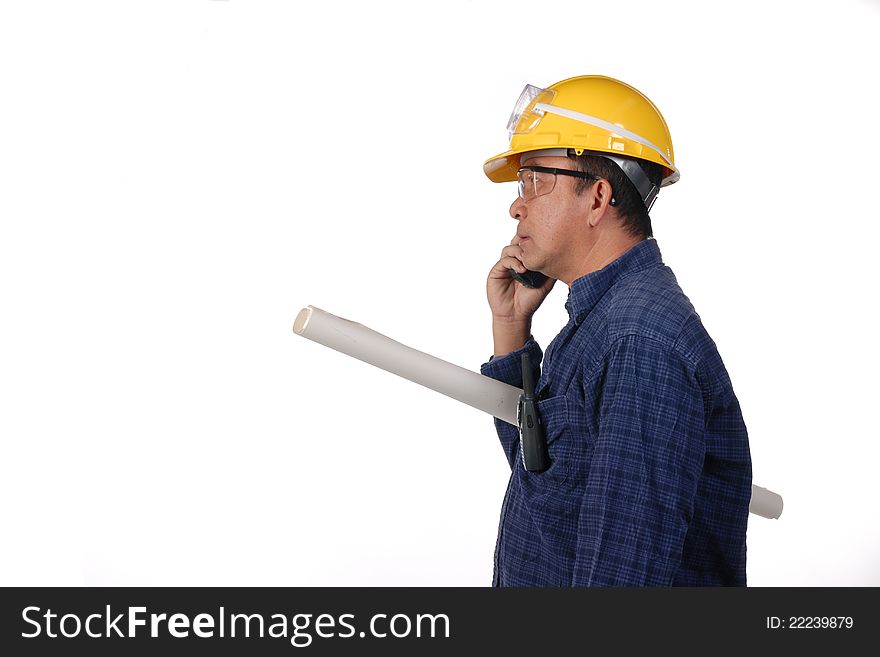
{"left": 518, "top": 352, "right": 550, "bottom": 472}
{"left": 508, "top": 268, "right": 548, "bottom": 289}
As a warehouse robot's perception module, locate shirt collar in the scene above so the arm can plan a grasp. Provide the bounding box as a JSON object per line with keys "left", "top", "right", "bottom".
{"left": 564, "top": 238, "right": 663, "bottom": 325}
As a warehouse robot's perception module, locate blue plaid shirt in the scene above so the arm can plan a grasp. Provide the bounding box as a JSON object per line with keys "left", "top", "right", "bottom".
{"left": 480, "top": 238, "right": 752, "bottom": 586}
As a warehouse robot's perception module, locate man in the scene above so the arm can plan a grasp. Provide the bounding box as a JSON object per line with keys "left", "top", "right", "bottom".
{"left": 480, "top": 76, "right": 752, "bottom": 586}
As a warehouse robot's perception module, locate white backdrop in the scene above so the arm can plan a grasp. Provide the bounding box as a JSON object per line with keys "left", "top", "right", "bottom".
{"left": 1, "top": 0, "right": 878, "bottom": 586}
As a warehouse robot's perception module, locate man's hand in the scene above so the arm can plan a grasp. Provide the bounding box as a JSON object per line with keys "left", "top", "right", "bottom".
{"left": 487, "top": 234, "right": 555, "bottom": 356}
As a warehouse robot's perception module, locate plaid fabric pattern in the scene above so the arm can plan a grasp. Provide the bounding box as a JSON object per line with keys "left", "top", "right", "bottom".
{"left": 481, "top": 238, "right": 752, "bottom": 586}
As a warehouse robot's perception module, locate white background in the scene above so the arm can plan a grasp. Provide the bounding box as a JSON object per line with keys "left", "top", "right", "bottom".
{"left": 1, "top": 0, "right": 878, "bottom": 586}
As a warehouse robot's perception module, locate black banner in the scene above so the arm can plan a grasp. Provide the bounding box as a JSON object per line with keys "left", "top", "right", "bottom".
{"left": 1, "top": 587, "right": 875, "bottom": 655}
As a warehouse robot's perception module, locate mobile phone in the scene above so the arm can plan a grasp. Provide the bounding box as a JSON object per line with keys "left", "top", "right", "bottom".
{"left": 508, "top": 268, "right": 548, "bottom": 288}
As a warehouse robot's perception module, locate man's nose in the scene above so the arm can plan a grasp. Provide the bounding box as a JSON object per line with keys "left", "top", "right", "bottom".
{"left": 509, "top": 195, "right": 526, "bottom": 221}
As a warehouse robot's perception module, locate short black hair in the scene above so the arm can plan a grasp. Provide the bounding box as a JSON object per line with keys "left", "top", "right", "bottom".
{"left": 567, "top": 152, "right": 663, "bottom": 239}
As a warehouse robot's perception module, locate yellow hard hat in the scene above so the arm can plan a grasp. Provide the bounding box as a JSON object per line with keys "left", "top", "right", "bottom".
{"left": 484, "top": 75, "right": 679, "bottom": 191}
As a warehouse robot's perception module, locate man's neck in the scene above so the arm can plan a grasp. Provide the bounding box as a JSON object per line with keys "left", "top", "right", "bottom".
{"left": 565, "top": 233, "right": 644, "bottom": 286}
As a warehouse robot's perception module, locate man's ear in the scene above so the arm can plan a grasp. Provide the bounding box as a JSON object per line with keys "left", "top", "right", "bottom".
{"left": 586, "top": 179, "right": 614, "bottom": 227}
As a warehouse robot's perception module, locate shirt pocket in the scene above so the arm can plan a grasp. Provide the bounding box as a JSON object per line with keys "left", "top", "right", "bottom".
{"left": 522, "top": 394, "right": 579, "bottom": 568}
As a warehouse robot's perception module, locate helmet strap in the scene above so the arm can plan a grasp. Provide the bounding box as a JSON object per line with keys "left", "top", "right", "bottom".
{"left": 566, "top": 149, "right": 659, "bottom": 211}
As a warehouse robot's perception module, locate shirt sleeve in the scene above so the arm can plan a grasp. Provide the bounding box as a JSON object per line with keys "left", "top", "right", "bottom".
{"left": 572, "top": 335, "right": 706, "bottom": 586}
{"left": 480, "top": 336, "right": 543, "bottom": 470}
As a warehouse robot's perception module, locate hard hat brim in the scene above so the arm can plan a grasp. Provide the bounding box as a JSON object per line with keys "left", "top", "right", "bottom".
{"left": 484, "top": 148, "right": 680, "bottom": 187}
{"left": 483, "top": 148, "right": 528, "bottom": 184}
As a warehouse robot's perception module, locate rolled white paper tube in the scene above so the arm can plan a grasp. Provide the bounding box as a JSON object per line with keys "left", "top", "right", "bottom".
{"left": 293, "top": 305, "right": 783, "bottom": 519}
{"left": 748, "top": 485, "right": 783, "bottom": 520}
{"left": 293, "top": 305, "right": 523, "bottom": 425}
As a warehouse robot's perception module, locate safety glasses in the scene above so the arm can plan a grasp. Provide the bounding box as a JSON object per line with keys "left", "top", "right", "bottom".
{"left": 517, "top": 166, "right": 601, "bottom": 201}
{"left": 506, "top": 84, "right": 557, "bottom": 139}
